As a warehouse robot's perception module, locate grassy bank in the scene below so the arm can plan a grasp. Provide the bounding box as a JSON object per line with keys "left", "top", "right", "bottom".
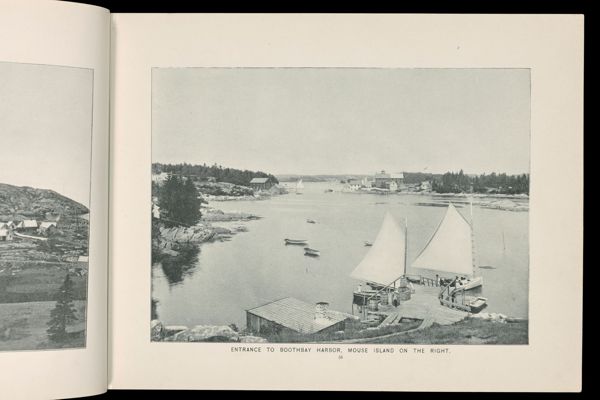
{"left": 0, "top": 300, "right": 86, "bottom": 351}
{"left": 0, "top": 261, "right": 87, "bottom": 303}
{"left": 368, "top": 318, "right": 528, "bottom": 345}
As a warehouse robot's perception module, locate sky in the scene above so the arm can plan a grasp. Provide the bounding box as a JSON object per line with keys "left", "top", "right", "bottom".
{"left": 0, "top": 62, "right": 92, "bottom": 206}
{"left": 153, "top": 68, "right": 530, "bottom": 176}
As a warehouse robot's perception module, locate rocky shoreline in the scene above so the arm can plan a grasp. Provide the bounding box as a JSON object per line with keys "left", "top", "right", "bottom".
{"left": 151, "top": 312, "right": 527, "bottom": 344}
{"left": 151, "top": 320, "right": 267, "bottom": 343}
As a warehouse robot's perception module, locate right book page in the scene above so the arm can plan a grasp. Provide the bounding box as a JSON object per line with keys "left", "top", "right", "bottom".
{"left": 109, "top": 13, "right": 583, "bottom": 391}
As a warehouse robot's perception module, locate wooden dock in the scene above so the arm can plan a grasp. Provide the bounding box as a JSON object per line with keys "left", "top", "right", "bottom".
{"left": 378, "top": 285, "right": 468, "bottom": 327}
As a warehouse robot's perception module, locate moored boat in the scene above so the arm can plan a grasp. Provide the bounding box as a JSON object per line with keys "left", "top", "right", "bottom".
{"left": 306, "top": 219, "right": 316, "bottom": 224}
{"left": 284, "top": 238, "right": 308, "bottom": 245}
{"left": 304, "top": 247, "right": 320, "bottom": 257}
{"left": 439, "top": 279, "right": 487, "bottom": 313}
{"left": 364, "top": 241, "right": 373, "bottom": 246}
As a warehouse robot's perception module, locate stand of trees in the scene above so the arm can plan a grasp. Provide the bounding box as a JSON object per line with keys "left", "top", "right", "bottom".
{"left": 158, "top": 175, "right": 202, "bottom": 227}
{"left": 432, "top": 170, "right": 529, "bottom": 194}
{"left": 153, "top": 163, "right": 279, "bottom": 187}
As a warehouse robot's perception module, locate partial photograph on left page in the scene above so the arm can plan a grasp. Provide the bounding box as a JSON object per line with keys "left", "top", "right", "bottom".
{"left": 0, "top": 61, "right": 93, "bottom": 351}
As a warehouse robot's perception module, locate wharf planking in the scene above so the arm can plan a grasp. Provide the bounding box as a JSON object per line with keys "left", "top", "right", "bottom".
{"left": 378, "top": 285, "right": 467, "bottom": 328}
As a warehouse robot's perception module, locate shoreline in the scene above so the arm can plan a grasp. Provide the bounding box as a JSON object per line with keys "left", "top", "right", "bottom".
{"left": 150, "top": 314, "right": 528, "bottom": 344}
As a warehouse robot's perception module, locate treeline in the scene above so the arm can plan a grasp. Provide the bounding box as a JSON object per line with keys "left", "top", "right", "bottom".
{"left": 153, "top": 163, "right": 279, "bottom": 186}
{"left": 403, "top": 172, "right": 436, "bottom": 185}
{"left": 432, "top": 170, "right": 529, "bottom": 194}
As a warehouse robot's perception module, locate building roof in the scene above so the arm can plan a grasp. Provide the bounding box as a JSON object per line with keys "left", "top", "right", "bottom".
{"left": 19, "top": 220, "right": 38, "bottom": 228}
{"left": 246, "top": 297, "right": 355, "bottom": 334}
{"left": 249, "top": 177, "right": 270, "bottom": 184}
{"left": 39, "top": 221, "right": 57, "bottom": 229}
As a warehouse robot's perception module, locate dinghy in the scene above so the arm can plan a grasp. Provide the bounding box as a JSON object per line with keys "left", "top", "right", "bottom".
{"left": 303, "top": 247, "right": 320, "bottom": 257}
{"left": 284, "top": 238, "right": 308, "bottom": 245}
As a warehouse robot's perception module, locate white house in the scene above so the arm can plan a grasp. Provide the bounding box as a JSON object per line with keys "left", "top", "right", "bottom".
{"left": 347, "top": 179, "right": 363, "bottom": 191}
{"left": 0, "top": 227, "right": 13, "bottom": 241}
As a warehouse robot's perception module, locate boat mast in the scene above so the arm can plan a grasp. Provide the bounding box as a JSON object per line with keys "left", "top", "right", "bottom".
{"left": 470, "top": 186, "right": 476, "bottom": 277}
{"left": 404, "top": 217, "right": 408, "bottom": 279}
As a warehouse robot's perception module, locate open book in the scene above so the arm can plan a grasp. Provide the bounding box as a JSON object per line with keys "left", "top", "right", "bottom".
{"left": 0, "top": 2, "right": 583, "bottom": 397}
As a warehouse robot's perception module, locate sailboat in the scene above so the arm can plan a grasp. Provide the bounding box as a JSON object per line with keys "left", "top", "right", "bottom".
{"left": 411, "top": 203, "right": 482, "bottom": 290}
{"left": 295, "top": 179, "right": 304, "bottom": 195}
{"left": 350, "top": 212, "right": 408, "bottom": 313}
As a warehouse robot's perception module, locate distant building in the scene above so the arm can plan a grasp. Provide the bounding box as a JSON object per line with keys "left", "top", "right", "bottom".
{"left": 38, "top": 221, "right": 58, "bottom": 234}
{"left": 200, "top": 176, "right": 217, "bottom": 183}
{"left": 374, "top": 170, "right": 404, "bottom": 190}
{"left": 0, "top": 224, "right": 13, "bottom": 241}
{"left": 16, "top": 219, "right": 39, "bottom": 233}
{"left": 420, "top": 181, "right": 432, "bottom": 192}
{"left": 152, "top": 203, "right": 161, "bottom": 219}
{"left": 248, "top": 177, "right": 274, "bottom": 191}
{"left": 246, "top": 297, "right": 358, "bottom": 336}
{"left": 151, "top": 172, "right": 169, "bottom": 184}
{"left": 347, "top": 179, "right": 363, "bottom": 191}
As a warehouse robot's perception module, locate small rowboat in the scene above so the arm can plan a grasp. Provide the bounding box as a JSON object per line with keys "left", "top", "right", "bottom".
{"left": 306, "top": 219, "right": 316, "bottom": 224}
{"left": 364, "top": 241, "right": 373, "bottom": 246}
{"left": 284, "top": 238, "right": 308, "bottom": 245}
{"left": 304, "top": 247, "right": 320, "bottom": 257}
{"left": 453, "top": 276, "right": 483, "bottom": 291}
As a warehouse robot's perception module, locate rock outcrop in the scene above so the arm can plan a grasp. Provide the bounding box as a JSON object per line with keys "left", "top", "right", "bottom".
{"left": 0, "top": 183, "right": 88, "bottom": 219}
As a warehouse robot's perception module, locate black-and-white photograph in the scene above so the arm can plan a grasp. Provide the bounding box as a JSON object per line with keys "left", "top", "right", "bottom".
{"left": 151, "top": 68, "right": 530, "bottom": 345}
{"left": 0, "top": 62, "right": 92, "bottom": 351}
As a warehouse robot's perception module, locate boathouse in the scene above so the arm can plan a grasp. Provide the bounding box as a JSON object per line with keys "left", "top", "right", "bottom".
{"left": 248, "top": 177, "right": 274, "bottom": 191}
{"left": 246, "top": 297, "right": 358, "bottom": 336}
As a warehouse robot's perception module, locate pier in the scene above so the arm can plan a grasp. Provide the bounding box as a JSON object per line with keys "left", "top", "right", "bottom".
{"left": 377, "top": 285, "right": 468, "bottom": 328}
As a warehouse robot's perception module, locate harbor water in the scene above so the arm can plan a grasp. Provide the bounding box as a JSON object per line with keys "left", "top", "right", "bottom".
{"left": 152, "top": 182, "right": 529, "bottom": 328}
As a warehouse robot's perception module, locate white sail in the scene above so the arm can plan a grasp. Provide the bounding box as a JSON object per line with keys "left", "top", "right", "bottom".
{"left": 350, "top": 212, "right": 406, "bottom": 286}
{"left": 411, "top": 203, "right": 473, "bottom": 276}
{"left": 296, "top": 179, "right": 304, "bottom": 190}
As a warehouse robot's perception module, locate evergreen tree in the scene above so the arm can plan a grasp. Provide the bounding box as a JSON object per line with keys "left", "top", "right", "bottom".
{"left": 47, "top": 274, "right": 78, "bottom": 342}
{"left": 158, "top": 175, "right": 202, "bottom": 227}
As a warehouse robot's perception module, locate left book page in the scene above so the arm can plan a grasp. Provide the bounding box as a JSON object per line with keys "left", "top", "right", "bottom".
{"left": 0, "top": 1, "right": 110, "bottom": 399}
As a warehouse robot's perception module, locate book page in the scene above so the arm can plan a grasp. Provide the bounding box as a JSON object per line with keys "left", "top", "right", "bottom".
{"left": 0, "top": 1, "right": 110, "bottom": 398}
{"left": 110, "top": 14, "right": 582, "bottom": 391}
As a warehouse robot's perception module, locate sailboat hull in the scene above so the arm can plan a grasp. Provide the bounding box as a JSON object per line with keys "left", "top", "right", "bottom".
{"left": 459, "top": 276, "right": 483, "bottom": 291}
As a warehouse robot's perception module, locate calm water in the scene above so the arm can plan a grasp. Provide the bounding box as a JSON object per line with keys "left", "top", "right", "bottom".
{"left": 152, "top": 182, "right": 529, "bottom": 327}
